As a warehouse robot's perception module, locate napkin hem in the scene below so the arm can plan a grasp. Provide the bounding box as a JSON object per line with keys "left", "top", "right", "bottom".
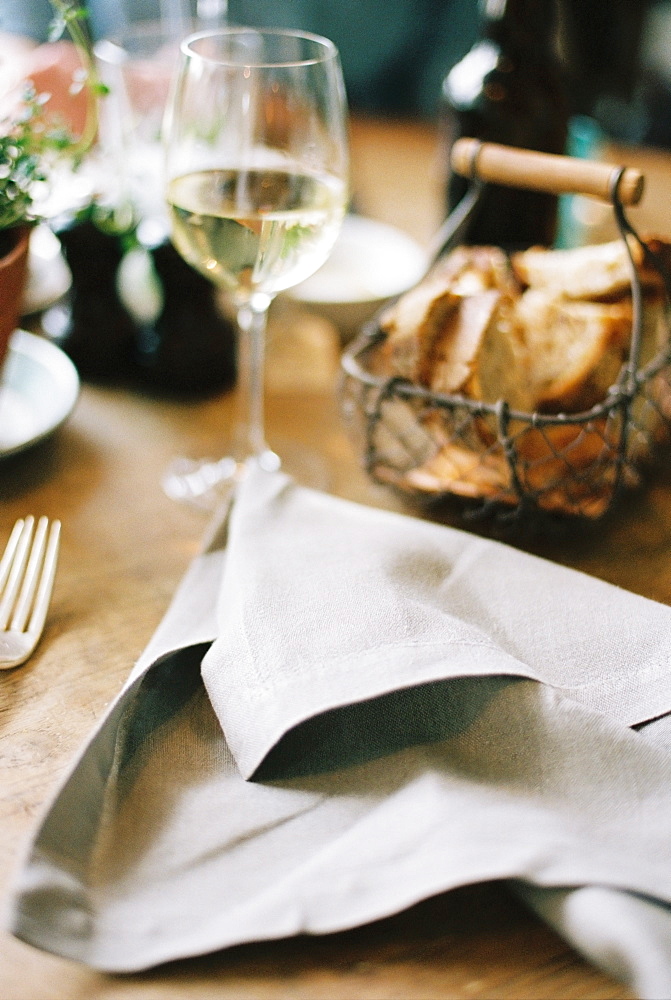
{"left": 206, "top": 628, "right": 671, "bottom": 780}
{"left": 205, "top": 638, "right": 533, "bottom": 779}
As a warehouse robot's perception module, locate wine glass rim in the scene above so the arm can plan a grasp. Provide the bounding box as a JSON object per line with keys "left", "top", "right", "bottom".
{"left": 181, "top": 26, "right": 340, "bottom": 67}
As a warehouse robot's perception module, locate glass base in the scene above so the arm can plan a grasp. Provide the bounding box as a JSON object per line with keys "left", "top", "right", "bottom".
{"left": 162, "top": 442, "right": 330, "bottom": 512}
{"left": 162, "top": 454, "right": 242, "bottom": 511}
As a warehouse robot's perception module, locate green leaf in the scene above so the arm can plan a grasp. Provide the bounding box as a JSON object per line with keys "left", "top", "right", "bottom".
{"left": 0, "top": 1, "right": 103, "bottom": 230}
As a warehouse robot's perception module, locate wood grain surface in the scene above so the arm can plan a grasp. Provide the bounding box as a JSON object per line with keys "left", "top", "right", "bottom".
{"left": 3, "top": 114, "right": 668, "bottom": 1000}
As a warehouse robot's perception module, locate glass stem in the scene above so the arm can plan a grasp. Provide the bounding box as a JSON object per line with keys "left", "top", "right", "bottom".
{"left": 234, "top": 295, "right": 272, "bottom": 463}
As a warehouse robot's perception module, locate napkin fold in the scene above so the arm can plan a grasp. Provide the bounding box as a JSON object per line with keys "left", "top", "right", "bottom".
{"left": 203, "top": 466, "right": 671, "bottom": 780}
{"left": 9, "top": 463, "right": 671, "bottom": 998}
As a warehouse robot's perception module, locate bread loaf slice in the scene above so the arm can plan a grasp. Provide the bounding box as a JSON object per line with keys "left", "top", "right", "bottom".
{"left": 516, "top": 287, "right": 668, "bottom": 413}
{"left": 401, "top": 441, "right": 511, "bottom": 499}
{"left": 428, "top": 289, "right": 502, "bottom": 395}
{"left": 511, "top": 237, "right": 664, "bottom": 301}
{"left": 431, "top": 244, "right": 518, "bottom": 297}
{"left": 378, "top": 245, "right": 519, "bottom": 386}
{"left": 460, "top": 293, "right": 533, "bottom": 410}
{"left": 515, "top": 291, "right": 629, "bottom": 411}
{"left": 378, "top": 277, "right": 460, "bottom": 383}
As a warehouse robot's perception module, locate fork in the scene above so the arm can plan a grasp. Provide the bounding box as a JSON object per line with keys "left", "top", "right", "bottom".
{"left": 0, "top": 517, "right": 61, "bottom": 669}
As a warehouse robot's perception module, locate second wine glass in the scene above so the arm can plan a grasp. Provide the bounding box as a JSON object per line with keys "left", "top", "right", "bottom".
{"left": 161, "top": 26, "right": 349, "bottom": 507}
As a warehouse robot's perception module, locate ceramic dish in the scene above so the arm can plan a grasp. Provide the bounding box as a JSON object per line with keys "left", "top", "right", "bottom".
{"left": 0, "top": 329, "right": 80, "bottom": 458}
{"left": 285, "top": 214, "right": 427, "bottom": 339}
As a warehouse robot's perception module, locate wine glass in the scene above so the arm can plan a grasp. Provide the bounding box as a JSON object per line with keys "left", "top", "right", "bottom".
{"left": 161, "top": 26, "right": 349, "bottom": 507}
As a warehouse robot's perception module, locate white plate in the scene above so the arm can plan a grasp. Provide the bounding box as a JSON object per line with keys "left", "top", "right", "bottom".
{"left": 0, "top": 329, "right": 80, "bottom": 458}
{"left": 285, "top": 215, "right": 427, "bottom": 337}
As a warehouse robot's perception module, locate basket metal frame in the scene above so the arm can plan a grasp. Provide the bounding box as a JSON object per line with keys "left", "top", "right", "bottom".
{"left": 341, "top": 172, "right": 671, "bottom": 524}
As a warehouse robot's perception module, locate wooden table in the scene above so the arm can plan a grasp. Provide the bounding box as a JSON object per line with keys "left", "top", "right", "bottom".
{"left": 4, "top": 114, "right": 671, "bottom": 1000}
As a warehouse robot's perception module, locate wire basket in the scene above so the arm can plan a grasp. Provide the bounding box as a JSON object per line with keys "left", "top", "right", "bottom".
{"left": 341, "top": 140, "right": 671, "bottom": 526}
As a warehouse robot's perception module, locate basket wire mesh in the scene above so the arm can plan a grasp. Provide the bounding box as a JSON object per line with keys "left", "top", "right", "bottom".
{"left": 341, "top": 160, "right": 671, "bottom": 525}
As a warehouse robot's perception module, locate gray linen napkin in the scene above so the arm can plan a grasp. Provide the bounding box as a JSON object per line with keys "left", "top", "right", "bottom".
{"left": 9, "top": 463, "right": 671, "bottom": 997}
{"left": 202, "top": 465, "right": 671, "bottom": 779}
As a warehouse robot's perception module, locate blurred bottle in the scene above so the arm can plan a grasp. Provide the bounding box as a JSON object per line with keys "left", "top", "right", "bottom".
{"left": 560, "top": 0, "right": 649, "bottom": 125}
{"left": 440, "top": 0, "right": 569, "bottom": 250}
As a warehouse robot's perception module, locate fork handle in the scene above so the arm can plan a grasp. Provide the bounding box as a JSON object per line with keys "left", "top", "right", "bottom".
{"left": 450, "top": 138, "right": 645, "bottom": 206}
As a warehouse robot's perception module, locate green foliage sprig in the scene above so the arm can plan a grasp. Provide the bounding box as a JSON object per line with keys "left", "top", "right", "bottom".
{"left": 47, "top": 0, "right": 108, "bottom": 160}
{"left": 0, "top": 0, "right": 106, "bottom": 232}
{"left": 0, "top": 91, "right": 49, "bottom": 231}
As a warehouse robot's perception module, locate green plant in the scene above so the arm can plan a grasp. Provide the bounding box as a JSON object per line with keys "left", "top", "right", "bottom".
{"left": 0, "top": 0, "right": 105, "bottom": 243}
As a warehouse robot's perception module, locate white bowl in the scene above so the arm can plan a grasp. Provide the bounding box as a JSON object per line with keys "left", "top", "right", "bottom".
{"left": 285, "top": 214, "right": 427, "bottom": 339}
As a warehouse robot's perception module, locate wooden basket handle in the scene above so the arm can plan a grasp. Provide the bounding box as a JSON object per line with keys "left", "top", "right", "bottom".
{"left": 451, "top": 138, "right": 645, "bottom": 206}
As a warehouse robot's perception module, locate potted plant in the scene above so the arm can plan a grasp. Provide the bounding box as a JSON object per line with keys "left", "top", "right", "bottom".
{"left": 0, "top": 0, "right": 103, "bottom": 368}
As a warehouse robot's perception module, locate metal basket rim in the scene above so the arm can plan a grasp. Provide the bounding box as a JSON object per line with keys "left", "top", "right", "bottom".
{"left": 340, "top": 323, "right": 670, "bottom": 428}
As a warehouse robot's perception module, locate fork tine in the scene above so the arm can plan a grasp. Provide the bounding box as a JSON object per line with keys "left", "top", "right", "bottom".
{"left": 0, "top": 517, "right": 35, "bottom": 630}
{"left": 25, "top": 520, "right": 60, "bottom": 637}
{"left": 0, "top": 518, "right": 28, "bottom": 593}
{"left": 10, "top": 517, "right": 50, "bottom": 632}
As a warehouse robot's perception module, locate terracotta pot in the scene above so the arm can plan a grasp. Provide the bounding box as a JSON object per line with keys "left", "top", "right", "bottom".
{"left": 0, "top": 225, "right": 31, "bottom": 370}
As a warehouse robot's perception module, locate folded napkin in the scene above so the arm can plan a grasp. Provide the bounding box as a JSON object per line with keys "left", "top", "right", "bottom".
{"left": 9, "top": 463, "right": 671, "bottom": 998}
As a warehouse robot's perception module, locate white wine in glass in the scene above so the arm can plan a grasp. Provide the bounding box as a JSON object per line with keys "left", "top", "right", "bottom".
{"left": 162, "top": 27, "right": 349, "bottom": 507}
